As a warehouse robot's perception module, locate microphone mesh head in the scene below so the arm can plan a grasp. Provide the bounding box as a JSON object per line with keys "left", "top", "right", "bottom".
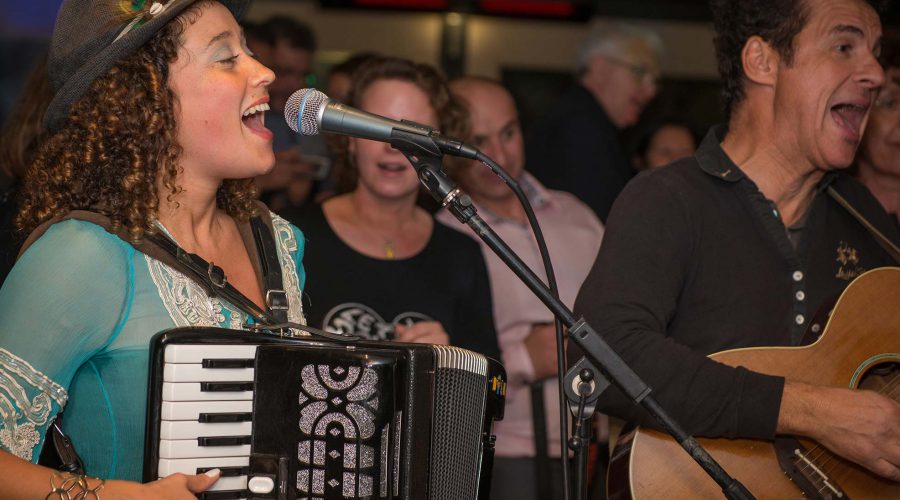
{"left": 284, "top": 88, "right": 329, "bottom": 135}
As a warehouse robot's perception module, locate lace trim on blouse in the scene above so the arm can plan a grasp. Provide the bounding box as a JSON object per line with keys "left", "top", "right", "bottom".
{"left": 146, "top": 255, "right": 248, "bottom": 329}
{"left": 0, "top": 348, "right": 68, "bottom": 460}
{"left": 147, "top": 213, "right": 305, "bottom": 328}
{"left": 271, "top": 213, "right": 305, "bottom": 325}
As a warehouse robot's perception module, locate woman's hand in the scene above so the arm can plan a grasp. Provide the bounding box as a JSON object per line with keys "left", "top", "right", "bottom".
{"left": 394, "top": 321, "right": 449, "bottom": 345}
{"left": 105, "top": 469, "right": 221, "bottom": 499}
{"left": 0, "top": 449, "right": 222, "bottom": 500}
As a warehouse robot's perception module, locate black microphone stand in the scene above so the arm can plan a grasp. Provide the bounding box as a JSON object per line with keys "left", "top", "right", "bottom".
{"left": 388, "top": 129, "right": 754, "bottom": 500}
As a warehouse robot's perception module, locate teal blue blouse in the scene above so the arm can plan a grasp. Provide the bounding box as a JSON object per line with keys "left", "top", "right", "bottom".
{"left": 0, "top": 214, "right": 306, "bottom": 481}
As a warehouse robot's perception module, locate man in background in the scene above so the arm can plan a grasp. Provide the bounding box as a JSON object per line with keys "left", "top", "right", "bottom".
{"left": 251, "top": 16, "right": 329, "bottom": 212}
{"left": 440, "top": 77, "right": 604, "bottom": 500}
{"left": 527, "top": 24, "right": 661, "bottom": 222}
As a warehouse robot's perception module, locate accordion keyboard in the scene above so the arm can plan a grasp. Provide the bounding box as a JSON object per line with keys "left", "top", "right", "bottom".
{"left": 159, "top": 343, "right": 261, "bottom": 499}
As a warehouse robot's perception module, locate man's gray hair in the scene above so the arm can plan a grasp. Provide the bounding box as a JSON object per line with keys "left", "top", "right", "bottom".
{"left": 576, "top": 23, "right": 663, "bottom": 76}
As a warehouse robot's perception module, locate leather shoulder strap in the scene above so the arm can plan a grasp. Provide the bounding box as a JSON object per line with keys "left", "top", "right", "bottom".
{"left": 249, "top": 201, "right": 289, "bottom": 323}
{"left": 19, "top": 209, "right": 283, "bottom": 325}
{"left": 18, "top": 210, "right": 118, "bottom": 259}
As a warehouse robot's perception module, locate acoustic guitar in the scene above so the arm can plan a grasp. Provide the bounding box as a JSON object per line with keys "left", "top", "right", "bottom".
{"left": 607, "top": 267, "right": 900, "bottom": 499}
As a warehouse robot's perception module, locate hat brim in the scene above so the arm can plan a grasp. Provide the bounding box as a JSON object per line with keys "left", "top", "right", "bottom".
{"left": 44, "top": 0, "right": 251, "bottom": 132}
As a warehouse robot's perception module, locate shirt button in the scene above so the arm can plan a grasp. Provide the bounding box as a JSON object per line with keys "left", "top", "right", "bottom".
{"left": 795, "top": 314, "right": 805, "bottom": 325}
{"left": 792, "top": 271, "right": 803, "bottom": 282}
{"left": 795, "top": 291, "right": 805, "bottom": 301}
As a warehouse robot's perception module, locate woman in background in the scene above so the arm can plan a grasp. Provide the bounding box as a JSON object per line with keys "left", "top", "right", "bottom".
{"left": 632, "top": 120, "right": 697, "bottom": 171}
{"left": 855, "top": 36, "right": 900, "bottom": 225}
{"left": 288, "top": 56, "right": 500, "bottom": 361}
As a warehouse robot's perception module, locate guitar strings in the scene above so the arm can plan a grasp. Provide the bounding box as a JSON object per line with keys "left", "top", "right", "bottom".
{"left": 804, "top": 373, "right": 900, "bottom": 474}
{"left": 799, "top": 370, "right": 900, "bottom": 480}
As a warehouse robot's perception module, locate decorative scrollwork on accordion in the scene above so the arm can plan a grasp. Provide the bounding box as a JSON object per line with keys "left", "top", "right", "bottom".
{"left": 296, "top": 364, "right": 380, "bottom": 498}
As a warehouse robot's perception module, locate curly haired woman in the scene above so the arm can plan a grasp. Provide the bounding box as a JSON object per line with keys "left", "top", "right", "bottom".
{"left": 0, "top": 0, "right": 307, "bottom": 497}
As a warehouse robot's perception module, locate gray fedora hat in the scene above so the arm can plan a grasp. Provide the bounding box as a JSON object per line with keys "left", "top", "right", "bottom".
{"left": 44, "top": 0, "right": 250, "bottom": 132}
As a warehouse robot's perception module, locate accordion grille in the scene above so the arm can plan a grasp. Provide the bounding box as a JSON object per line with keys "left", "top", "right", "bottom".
{"left": 430, "top": 346, "right": 488, "bottom": 500}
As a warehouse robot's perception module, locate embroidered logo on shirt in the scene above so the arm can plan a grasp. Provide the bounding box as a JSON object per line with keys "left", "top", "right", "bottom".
{"left": 835, "top": 240, "right": 865, "bottom": 281}
{"left": 322, "top": 303, "right": 431, "bottom": 340}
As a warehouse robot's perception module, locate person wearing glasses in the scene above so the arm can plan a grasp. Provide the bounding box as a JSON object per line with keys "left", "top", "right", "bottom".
{"left": 855, "top": 37, "right": 900, "bottom": 226}
{"left": 0, "top": 0, "right": 308, "bottom": 497}
{"left": 526, "top": 24, "right": 662, "bottom": 222}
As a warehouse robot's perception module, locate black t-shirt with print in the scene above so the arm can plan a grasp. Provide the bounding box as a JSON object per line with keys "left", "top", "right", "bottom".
{"left": 288, "top": 203, "right": 500, "bottom": 361}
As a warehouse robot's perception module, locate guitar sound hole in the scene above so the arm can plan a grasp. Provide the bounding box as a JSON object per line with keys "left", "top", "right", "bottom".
{"left": 858, "top": 362, "right": 899, "bottom": 397}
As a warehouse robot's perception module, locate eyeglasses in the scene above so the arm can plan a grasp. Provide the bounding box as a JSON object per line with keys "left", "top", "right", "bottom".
{"left": 602, "top": 55, "right": 660, "bottom": 87}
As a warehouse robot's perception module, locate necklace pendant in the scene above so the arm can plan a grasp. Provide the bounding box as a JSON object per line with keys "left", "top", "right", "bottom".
{"left": 385, "top": 243, "right": 395, "bottom": 260}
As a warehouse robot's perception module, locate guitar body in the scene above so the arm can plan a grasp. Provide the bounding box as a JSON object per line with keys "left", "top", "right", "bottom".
{"left": 608, "top": 267, "right": 900, "bottom": 499}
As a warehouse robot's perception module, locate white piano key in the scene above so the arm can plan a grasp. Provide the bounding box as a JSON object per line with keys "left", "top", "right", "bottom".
{"left": 158, "top": 456, "right": 249, "bottom": 476}
{"left": 162, "top": 383, "right": 253, "bottom": 401}
{"left": 164, "top": 363, "right": 255, "bottom": 382}
{"left": 159, "top": 439, "right": 250, "bottom": 459}
{"left": 206, "top": 475, "right": 248, "bottom": 491}
{"left": 158, "top": 470, "right": 247, "bottom": 492}
{"left": 165, "top": 344, "right": 259, "bottom": 363}
{"left": 161, "top": 400, "right": 253, "bottom": 420}
{"left": 160, "top": 421, "right": 252, "bottom": 439}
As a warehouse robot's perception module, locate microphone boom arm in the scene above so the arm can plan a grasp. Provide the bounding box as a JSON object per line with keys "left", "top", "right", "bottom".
{"left": 389, "top": 133, "right": 755, "bottom": 500}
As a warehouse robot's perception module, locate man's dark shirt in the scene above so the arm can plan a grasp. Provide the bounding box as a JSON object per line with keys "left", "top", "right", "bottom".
{"left": 574, "top": 126, "right": 900, "bottom": 440}
{"left": 526, "top": 84, "right": 634, "bottom": 223}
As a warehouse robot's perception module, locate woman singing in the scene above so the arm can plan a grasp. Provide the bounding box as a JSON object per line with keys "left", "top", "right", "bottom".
{"left": 0, "top": 0, "right": 306, "bottom": 497}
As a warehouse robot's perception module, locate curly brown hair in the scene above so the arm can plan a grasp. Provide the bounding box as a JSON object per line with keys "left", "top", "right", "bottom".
{"left": 330, "top": 56, "right": 469, "bottom": 194}
{"left": 17, "top": 0, "right": 257, "bottom": 242}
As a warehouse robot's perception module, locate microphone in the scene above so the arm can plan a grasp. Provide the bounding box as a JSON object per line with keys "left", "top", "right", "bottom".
{"left": 284, "top": 88, "right": 480, "bottom": 160}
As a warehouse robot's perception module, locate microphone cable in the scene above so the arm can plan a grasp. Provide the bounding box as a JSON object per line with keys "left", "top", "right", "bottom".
{"left": 473, "top": 151, "right": 572, "bottom": 500}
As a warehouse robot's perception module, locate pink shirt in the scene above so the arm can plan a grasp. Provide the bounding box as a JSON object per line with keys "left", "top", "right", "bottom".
{"left": 438, "top": 173, "right": 604, "bottom": 457}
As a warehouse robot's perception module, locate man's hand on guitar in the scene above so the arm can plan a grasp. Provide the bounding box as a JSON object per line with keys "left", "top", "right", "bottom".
{"left": 778, "top": 381, "right": 900, "bottom": 481}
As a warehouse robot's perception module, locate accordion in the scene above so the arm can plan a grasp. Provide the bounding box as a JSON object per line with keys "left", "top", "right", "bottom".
{"left": 143, "top": 327, "right": 507, "bottom": 499}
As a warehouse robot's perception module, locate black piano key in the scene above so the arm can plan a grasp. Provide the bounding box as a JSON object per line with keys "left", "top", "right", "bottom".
{"left": 202, "top": 358, "right": 255, "bottom": 369}
{"left": 196, "top": 466, "right": 249, "bottom": 477}
{"left": 200, "top": 382, "right": 254, "bottom": 392}
{"left": 199, "top": 412, "right": 253, "bottom": 423}
{"left": 198, "top": 436, "right": 252, "bottom": 447}
{"left": 199, "top": 490, "right": 247, "bottom": 500}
